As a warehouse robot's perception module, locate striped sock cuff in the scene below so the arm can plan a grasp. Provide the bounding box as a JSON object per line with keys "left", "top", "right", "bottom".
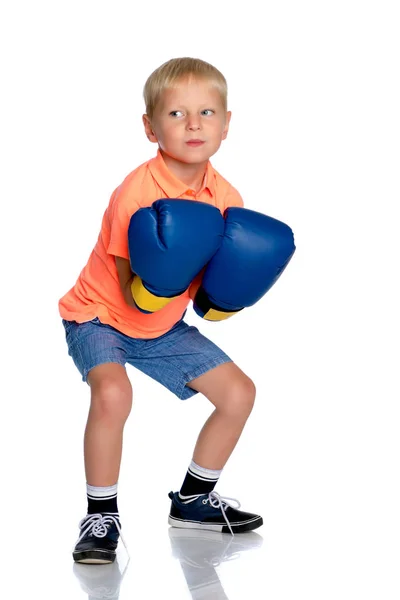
{"left": 188, "top": 460, "right": 223, "bottom": 482}
{"left": 86, "top": 483, "right": 118, "bottom": 501}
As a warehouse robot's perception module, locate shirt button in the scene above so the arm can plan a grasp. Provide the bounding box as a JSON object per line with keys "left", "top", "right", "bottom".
{"left": 187, "top": 189, "right": 195, "bottom": 196}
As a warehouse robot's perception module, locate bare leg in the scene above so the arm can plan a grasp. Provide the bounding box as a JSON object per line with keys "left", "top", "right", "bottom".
{"left": 187, "top": 362, "right": 256, "bottom": 470}
{"left": 85, "top": 363, "right": 133, "bottom": 486}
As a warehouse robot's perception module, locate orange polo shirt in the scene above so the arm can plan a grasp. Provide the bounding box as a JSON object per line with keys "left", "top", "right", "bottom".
{"left": 58, "top": 149, "right": 244, "bottom": 338}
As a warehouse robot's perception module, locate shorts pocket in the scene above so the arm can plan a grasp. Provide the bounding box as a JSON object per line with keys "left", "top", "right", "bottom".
{"left": 62, "top": 319, "right": 75, "bottom": 331}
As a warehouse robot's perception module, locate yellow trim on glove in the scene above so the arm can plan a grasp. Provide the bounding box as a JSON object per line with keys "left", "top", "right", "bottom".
{"left": 203, "top": 308, "right": 235, "bottom": 321}
{"left": 131, "top": 276, "right": 178, "bottom": 312}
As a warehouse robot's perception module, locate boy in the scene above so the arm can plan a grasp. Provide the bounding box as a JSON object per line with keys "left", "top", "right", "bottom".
{"left": 60, "top": 57, "right": 263, "bottom": 565}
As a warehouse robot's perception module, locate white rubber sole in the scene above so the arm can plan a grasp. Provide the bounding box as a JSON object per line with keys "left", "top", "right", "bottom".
{"left": 76, "top": 557, "right": 113, "bottom": 564}
{"left": 168, "top": 516, "right": 224, "bottom": 532}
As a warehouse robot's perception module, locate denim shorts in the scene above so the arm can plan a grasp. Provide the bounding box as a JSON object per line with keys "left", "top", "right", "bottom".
{"left": 61, "top": 314, "right": 232, "bottom": 400}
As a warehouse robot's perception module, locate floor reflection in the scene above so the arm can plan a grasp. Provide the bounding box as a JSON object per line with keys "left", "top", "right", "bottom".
{"left": 73, "top": 556, "right": 129, "bottom": 600}
{"left": 72, "top": 528, "right": 263, "bottom": 599}
{"left": 168, "top": 528, "right": 264, "bottom": 599}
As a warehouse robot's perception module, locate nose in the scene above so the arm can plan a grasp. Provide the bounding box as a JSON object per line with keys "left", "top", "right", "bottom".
{"left": 186, "top": 114, "right": 201, "bottom": 131}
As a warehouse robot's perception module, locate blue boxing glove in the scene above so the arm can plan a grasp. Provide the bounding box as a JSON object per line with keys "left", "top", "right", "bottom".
{"left": 193, "top": 207, "right": 295, "bottom": 320}
{"left": 128, "top": 199, "right": 224, "bottom": 313}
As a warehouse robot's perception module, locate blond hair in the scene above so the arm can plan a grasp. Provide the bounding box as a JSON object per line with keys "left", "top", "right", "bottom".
{"left": 143, "top": 57, "right": 228, "bottom": 120}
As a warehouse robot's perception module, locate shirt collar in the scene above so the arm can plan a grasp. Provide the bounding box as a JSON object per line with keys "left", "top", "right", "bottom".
{"left": 148, "top": 149, "right": 215, "bottom": 198}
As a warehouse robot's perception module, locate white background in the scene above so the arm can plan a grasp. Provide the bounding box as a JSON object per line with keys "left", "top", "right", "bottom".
{"left": 1, "top": 1, "right": 399, "bottom": 598}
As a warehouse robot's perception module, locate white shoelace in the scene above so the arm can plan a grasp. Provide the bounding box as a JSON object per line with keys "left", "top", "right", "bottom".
{"left": 74, "top": 513, "right": 130, "bottom": 559}
{"left": 205, "top": 491, "right": 241, "bottom": 536}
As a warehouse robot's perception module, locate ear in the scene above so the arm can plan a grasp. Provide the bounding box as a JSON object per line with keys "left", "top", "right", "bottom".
{"left": 221, "top": 110, "right": 232, "bottom": 140}
{"left": 142, "top": 114, "right": 158, "bottom": 143}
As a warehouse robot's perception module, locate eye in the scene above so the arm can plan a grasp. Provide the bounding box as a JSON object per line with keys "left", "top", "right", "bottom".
{"left": 201, "top": 109, "right": 214, "bottom": 116}
{"left": 169, "top": 110, "right": 183, "bottom": 117}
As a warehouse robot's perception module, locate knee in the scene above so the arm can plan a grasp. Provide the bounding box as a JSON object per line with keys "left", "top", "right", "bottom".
{"left": 219, "top": 375, "right": 256, "bottom": 418}
{"left": 90, "top": 376, "right": 133, "bottom": 424}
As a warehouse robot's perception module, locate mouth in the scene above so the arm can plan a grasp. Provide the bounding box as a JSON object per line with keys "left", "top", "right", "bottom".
{"left": 186, "top": 140, "right": 205, "bottom": 147}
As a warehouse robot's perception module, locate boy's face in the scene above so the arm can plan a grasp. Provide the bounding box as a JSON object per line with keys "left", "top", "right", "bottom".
{"left": 143, "top": 77, "right": 231, "bottom": 166}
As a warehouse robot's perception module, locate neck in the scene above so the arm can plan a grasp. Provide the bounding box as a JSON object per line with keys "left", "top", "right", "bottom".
{"left": 160, "top": 150, "right": 207, "bottom": 192}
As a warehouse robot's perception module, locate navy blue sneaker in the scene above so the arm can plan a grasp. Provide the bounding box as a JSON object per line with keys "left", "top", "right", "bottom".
{"left": 168, "top": 491, "right": 263, "bottom": 535}
{"left": 72, "top": 513, "right": 127, "bottom": 564}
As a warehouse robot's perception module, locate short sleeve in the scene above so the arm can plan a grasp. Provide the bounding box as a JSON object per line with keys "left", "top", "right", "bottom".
{"left": 107, "top": 185, "right": 141, "bottom": 260}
